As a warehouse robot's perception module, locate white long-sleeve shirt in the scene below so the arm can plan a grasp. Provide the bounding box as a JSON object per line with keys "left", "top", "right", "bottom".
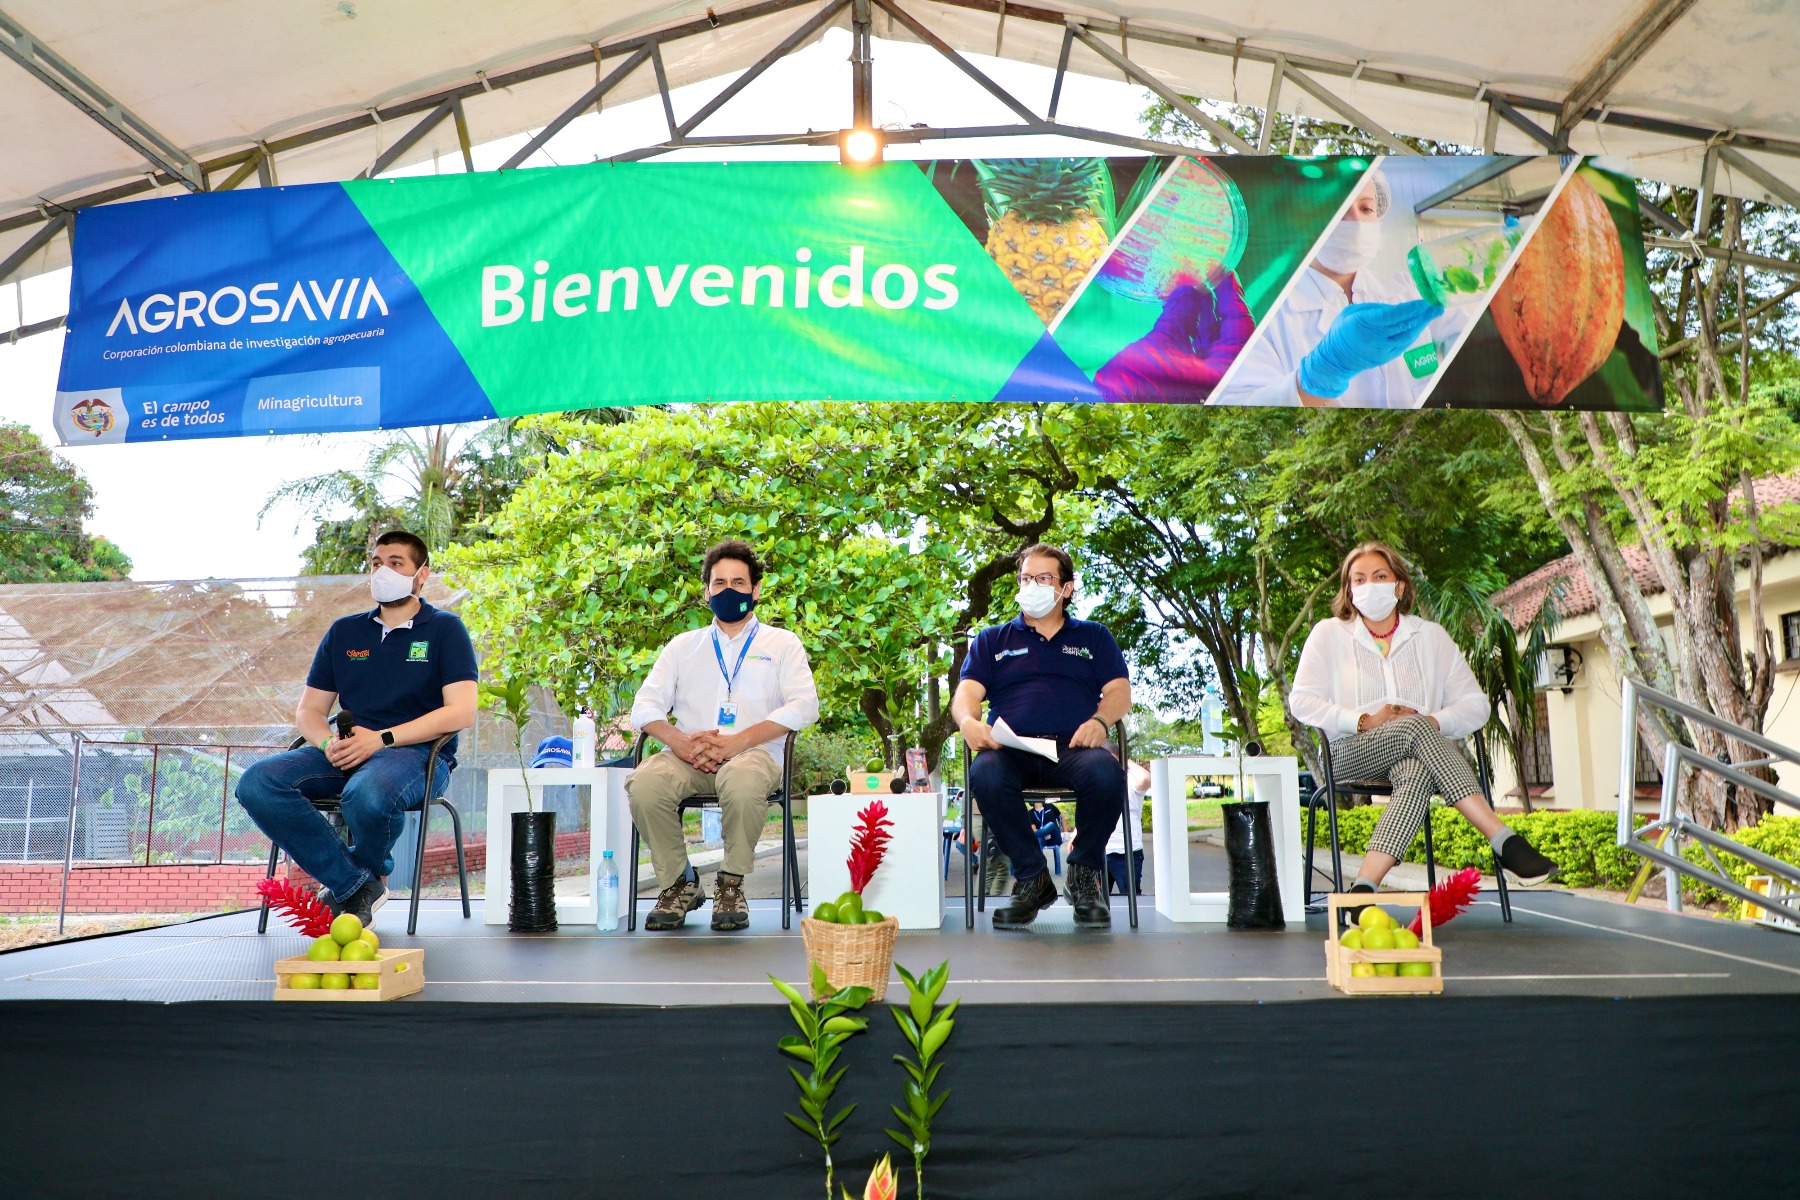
{"left": 1289, "top": 614, "right": 1489, "bottom": 742}
{"left": 628, "top": 619, "right": 820, "bottom": 760}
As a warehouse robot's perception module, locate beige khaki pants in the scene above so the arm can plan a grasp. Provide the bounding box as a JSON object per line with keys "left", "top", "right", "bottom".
{"left": 625, "top": 748, "right": 782, "bottom": 888}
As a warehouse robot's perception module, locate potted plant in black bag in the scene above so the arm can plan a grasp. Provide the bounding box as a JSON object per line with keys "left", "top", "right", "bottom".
{"left": 1216, "top": 666, "right": 1283, "bottom": 929}
{"left": 481, "top": 676, "right": 556, "bottom": 932}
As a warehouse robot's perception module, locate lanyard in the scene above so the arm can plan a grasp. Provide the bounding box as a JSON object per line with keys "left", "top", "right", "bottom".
{"left": 711, "top": 620, "right": 759, "bottom": 698}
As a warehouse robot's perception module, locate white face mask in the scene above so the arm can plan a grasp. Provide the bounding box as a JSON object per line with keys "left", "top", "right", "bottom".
{"left": 1017, "top": 581, "right": 1061, "bottom": 620}
{"left": 1352, "top": 582, "right": 1400, "bottom": 623}
{"left": 370, "top": 564, "right": 420, "bottom": 604}
{"left": 1314, "top": 218, "right": 1383, "bottom": 274}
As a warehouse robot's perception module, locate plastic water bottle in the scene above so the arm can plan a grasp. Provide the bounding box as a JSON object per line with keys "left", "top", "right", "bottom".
{"left": 573, "top": 710, "right": 597, "bottom": 769}
{"left": 595, "top": 850, "right": 619, "bottom": 931}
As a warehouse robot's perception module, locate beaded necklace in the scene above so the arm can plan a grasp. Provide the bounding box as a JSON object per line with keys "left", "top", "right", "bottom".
{"left": 1367, "top": 614, "right": 1401, "bottom": 657}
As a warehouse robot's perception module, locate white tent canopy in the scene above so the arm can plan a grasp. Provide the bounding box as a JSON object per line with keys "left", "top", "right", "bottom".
{"left": 3, "top": 0, "right": 1798, "bottom": 288}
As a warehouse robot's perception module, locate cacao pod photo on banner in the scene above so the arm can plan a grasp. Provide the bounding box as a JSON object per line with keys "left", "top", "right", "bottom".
{"left": 1425, "top": 159, "right": 1662, "bottom": 412}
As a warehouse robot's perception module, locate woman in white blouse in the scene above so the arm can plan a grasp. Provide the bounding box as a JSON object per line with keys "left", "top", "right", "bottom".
{"left": 1290, "top": 541, "right": 1559, "bottom": 898}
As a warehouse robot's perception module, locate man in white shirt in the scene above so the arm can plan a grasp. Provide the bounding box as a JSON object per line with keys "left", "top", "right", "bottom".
{"left": 626, "top": 541, "right": 820, "bottom": 931}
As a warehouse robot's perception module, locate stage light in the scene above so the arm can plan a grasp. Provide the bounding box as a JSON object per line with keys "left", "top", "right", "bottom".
{"left": 839, "top": 127, "right": 883, "bottom": 166}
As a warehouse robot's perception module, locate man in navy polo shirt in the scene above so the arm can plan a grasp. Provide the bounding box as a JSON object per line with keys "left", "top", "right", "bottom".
{"left": 237, "top": 531, "right": 478, "bottom": 927}
{"left": 951, "top": 542, "right": 1131, "bottom": 929}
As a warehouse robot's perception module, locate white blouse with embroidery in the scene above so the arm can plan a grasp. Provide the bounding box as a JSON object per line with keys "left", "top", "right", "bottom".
{"left": 1289, "top": 614, "right": 1490, "bottom": 742}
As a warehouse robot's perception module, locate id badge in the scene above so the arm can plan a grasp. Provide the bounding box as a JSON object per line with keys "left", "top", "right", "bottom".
{"left": 717, "top": 703, "right": 738, "bottom": 728}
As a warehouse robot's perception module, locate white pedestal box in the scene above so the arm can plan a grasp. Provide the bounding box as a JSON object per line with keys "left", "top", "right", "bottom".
{"left": 1148, "top": 756, "right": 1302, "bottom": 926}
{"left": 806, "top": 790, "right": 946, "bottom": 930}
{"left": 483, "top": 766, "right": 633, "bottom": 927}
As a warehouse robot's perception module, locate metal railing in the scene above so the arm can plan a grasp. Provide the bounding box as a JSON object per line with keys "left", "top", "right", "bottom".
{"left": 1617, "top": 678, "right": 1800, "bottom": 920}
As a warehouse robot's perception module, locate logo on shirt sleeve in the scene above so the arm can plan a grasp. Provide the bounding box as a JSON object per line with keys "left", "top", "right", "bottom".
{"left": 407, "top": 641, "right": 430, "bottom": 662}
{"left": 995, "top": 648, "right": 1030, "bottom": 662}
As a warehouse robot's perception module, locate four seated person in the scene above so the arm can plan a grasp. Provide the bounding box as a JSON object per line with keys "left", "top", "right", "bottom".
{"left": 951, "top": 543, "right": 1132, "bottom": 930}
{"left": 236, "top": 530, "right": 478, "bottom": 928}
{"left": 625, "top": 540, "right": 820, "bottom": 932}
{"left": 1289, "top": 539, "right": 1559, "bottom": 915}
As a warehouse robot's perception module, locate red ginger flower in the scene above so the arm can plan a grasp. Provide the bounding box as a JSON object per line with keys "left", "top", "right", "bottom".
{"left": 255, "top": 877, "right": 335, "bottom": 939}
{"left": 1408, "top": 866, "right": 1482, "bottom": 937}
{"left": 847, "top": 800, "right": 894, "bottom": 895}
{"left": 859, "top": 1154, "right": 897, "bottom": 1200}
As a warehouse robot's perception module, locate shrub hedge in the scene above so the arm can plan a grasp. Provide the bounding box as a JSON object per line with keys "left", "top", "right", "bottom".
{"left": 1308, "top": 805, "right": 1800, "bottom": 914}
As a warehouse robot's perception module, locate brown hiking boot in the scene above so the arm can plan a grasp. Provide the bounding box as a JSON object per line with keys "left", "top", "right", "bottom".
{"left": 712, "top": 871, "right": 750, "bottom": 931}
{"left": 645, "top": 870, "right": 706, "bottom": 931}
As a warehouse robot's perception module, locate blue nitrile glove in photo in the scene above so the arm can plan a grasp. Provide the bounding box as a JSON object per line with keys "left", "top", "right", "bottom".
{"left": 1296, "top": 298, "right": 1444, "bottom": 399}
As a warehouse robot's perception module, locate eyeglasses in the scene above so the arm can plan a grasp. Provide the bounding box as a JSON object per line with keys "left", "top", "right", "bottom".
{"left": 1018, "top": 572, "right": 1062, "bottom": 587}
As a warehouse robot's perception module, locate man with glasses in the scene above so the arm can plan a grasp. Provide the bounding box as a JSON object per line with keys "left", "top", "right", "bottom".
{"left": 950, "top": 543, "right": 1131, "bottom": 929}
{"left": 627, "top": 540, "right": 820, "bottom": 931}
{"left": 236, "top": 531, "right": 478, "bottom": 928}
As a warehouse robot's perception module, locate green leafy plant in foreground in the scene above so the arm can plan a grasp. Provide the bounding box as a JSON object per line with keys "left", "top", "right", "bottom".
{"left": 885, "top": 961, "right": 959, "bottom": 1199}
{"left": 773, "top": 965, "right": 872, "bottom": 1200}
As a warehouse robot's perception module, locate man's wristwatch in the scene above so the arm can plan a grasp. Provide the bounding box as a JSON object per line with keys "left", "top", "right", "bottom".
{"left": 380, "top": 730, "right": 396, "bottom": 747}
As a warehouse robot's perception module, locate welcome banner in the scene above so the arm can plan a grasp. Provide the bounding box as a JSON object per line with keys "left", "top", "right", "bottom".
{"left": 53, "top": 155, "right": 1660, "bottom": 444}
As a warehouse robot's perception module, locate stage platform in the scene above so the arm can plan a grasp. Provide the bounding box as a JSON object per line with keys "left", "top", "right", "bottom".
{"left": 5, "top": 887, "right": 1800, "bottom": 1004}
{"left": 5, "top": 887, "right": 1797, "bottom": 1197}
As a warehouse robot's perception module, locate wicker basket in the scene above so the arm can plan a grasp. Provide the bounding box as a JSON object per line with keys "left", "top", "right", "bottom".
{"left": 801, "top": 915, "right": 899, "bottom": 1001}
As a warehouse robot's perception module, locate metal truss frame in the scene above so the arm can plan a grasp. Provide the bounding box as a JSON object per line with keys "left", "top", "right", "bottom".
{"left": 2, "top": 0, "right": 1798, "bottom": 316}
{"left": 1617, "top": 677, "right": 1800, "bottom": 922}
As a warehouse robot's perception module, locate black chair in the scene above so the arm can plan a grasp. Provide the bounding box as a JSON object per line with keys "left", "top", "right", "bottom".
{"left": 961, "top": 726, "right": 1139, "bottom": 929}
{"left": 257, "top": 731, "right": 471, "bottom": 937}
{"left": 1304, "top": 733, "right": 1512, "bottom": 923}
{"left": 624, "top": 731, "right": 803, "bottom": 930}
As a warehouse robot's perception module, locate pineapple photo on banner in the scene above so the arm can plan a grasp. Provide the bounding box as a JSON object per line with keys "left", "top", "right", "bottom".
{"left": 52, "top": 155, "right": 1660, "bottom": 444}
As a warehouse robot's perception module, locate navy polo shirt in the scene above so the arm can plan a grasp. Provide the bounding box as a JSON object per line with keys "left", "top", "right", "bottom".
{"left": 960, "top": 616, "right": 1129, "bottom": 739}
{"left": 305, "top": 600, "right": 479, "bottom": 752}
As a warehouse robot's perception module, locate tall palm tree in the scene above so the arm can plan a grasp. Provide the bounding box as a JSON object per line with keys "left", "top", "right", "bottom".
{"left": 260, "top": 421, "right": 554, "bottom": 568}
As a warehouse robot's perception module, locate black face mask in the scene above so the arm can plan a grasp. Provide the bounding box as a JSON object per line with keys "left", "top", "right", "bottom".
{"left": 709, "top": 587, "right": 755, "bottom": 622}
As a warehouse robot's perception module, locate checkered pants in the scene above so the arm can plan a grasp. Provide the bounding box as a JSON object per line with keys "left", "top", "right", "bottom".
{"left": 1330, "top": 716, "right": 1482, "bottom": 861}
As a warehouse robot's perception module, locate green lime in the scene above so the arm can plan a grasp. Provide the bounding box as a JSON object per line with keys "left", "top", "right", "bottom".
{"left": 329, "top": 912, "right": 363, "bottom": 945}
{"left": 287, "top": 973, "right": 320, "bottom": 990}
{"left": 812, "top": 902, "right": 840, "bottom": 924}
{"left": 1398, "top": 961, "right": 1434, "bottom": 978}
{"left": 306, "top": 935, "right": 341, "bottom": 962}
{"left": 835, "top": 891, "right": 864, "bottom": 917}
{"left": 320, "top": 972, "right": 351, "bottom": 990}
{"left": 352, "top": 973, "right": 381, "bottom": 990}
{"left": 340, "top": 940, "right": 376, "bottom": 962}
{"left": 861, "top": 910, "right": 883, "bottom": 924}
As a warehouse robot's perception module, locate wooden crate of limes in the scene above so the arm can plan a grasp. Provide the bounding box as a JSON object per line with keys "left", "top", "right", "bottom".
{"left": 273, "top": 912, "right": 425, "bottom": 1001}
{"left": 1324, "top": 892, "right": 1443, "bottom": 996}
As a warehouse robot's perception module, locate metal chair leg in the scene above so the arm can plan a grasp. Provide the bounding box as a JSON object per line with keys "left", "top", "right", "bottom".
{"left": 1121, "top": 788, "right": 1139, "bottom": 930}
{"left": 257, "top": 841, "right": 281, "bottom": 933}
{"left": 786, "top": 800, "right": 803, "bottom": 918}
{"left": 628, "top": 824, "right": 641, "bottom": 932}
{"left": 779, "top": 800, "right": 792, "bottom": 931}
{"left": 1423, "top": 809, "right": 1438, "bottom": 895}
{"left": 1324, "top": 789, "right": 1344, "bottom": 893}
{"left": 408, "top": 798, "right": 431, "bottom": 936}
{"left": 444, "top": 801, "right": 470, "bottom": 918}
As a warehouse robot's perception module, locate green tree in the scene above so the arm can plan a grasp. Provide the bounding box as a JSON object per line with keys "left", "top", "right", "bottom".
{"left": 261, "top": 420, "right": 561, "bottom": 572}
{"left": 0, "top": 422, "right": 131, "bottom": 583}
{"left": 441, "top": 402, "right": 1120, "bottom": 768}
{"left": 1491, "top": 189, "right": 1800, "bottom": 830}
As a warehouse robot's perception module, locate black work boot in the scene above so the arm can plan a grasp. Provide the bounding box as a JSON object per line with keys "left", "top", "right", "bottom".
{"left": 991, "top": 870, "right": 1058, "bottom": 929}
{"left": 1065, "top": 863, "right": 1111, "bottom": 929}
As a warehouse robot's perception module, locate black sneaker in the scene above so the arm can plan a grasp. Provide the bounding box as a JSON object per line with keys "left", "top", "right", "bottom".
{"left": 337, "top": 877, "right": 386, "bottom": 929}
{"left": 991, "top": 870, "right": 1059, "bottom": 929}
{"left": 1498, "top": 835, "right": 1560, "bottom": 887}
{"left": 1339, "top": 881, "right": 1377, "bottom": 929}
{"left": 1065, "top": 863, "right": 1110, "bottom": 929}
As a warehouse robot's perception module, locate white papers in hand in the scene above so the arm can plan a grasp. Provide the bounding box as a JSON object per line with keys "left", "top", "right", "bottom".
{"left": 991, "top": 718, "right": 1059, "bottom": 762}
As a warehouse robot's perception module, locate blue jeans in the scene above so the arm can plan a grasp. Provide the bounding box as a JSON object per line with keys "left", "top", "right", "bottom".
{"left": 1107, "top": 849, "right": 1144, "bottom": 896}
{"left": 968, "top": 743, "right": 1124, "bottom": 881}
{"left": 236, "top": 743, "right": 451, "bottom": 899}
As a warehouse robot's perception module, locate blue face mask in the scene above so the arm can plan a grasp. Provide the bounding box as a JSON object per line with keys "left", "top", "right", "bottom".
{"left": 709, "top": 587, "right": 755, "bottom": 622}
